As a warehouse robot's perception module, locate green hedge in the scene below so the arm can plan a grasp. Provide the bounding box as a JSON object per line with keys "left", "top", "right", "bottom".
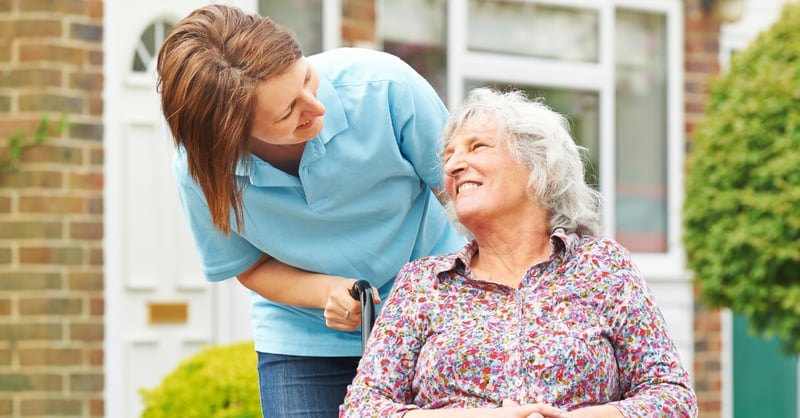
{"left": 683, "top": 3, "right": 800, "bottom": 353}
{"left": 140, "top": 341, "right": 260, "bottom": 418}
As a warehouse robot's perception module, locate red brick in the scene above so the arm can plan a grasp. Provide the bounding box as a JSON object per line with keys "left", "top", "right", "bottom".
{"left": 69, "top": 322, "right": 103, "bottom": 341}
{"left": 0, "top": 299, "right": 10, "bottom": 316}
{"left": 19, "top": 144, "right": 83, "bottom": 166}
{"left": 87, "top": 347, "right": 102, "bottom": 366}
{"left": 0, "top": 322, "right": 63, "bottom": 341}
{"left": 86, "top": 0, "right": 103, "bottom": 20}
{"left": 0, "top": 221, "right": 62, "bottom": 239}
{"left": 70, "top": 373, "right": 103, "bottom": 391}
{"left": 67, "top": 272, "right": 102, "bottom": 291}
{"left": 21, "top": 398, "right": 81, "bottom": 416}
{"left": 19, "top": 245, "right": 84, "bottom": 265}
{"left": 0, "top": 272, "right": 62, "bottom": 290}
{"left": 69, "top": 71, "right": 104, "bottom": 90}
{"left": 18, "top": 196, "right": 85, "bottom": 214}
{"left": 89, "top": 297, "right": 103, "bottom": 316}
{"left": 12, "top": 19, "right": 63, "bottom": 37}
{"left": 0, "top": 398, "right": 10, "bottom": 417}
{"left": 70, "top": 22, "right": 102, "bottom": 42}
{"left": 19, "top": 297, "right": 83, "bottom": 315}
{"left": 18, "top": 43, "right": 85, "bottom": 66}
{"left": 69, "top": 221, "right": 103, "bottom": 240}
{"left": 68, "top": 171, "right": 103, "bottom": 191}
{"left": 0, "top": 170, "right": 64, "bottom": 189}
{"left": 19, "top": 93, "right": 84, "bottom": 114}
{"left": 0, "top": 68, "right": 62, "bottom": 88}
{"left": 19, "top": 0, "right": 85, "bottom": 14}
{"left": 89, "top": 397, "right": 104, "bottom": 417}
{"left": 88, "top": 247, "right": 102, "bottom": 265}
{"left": 68, "top": 122, "right": 103, "bottom": 141}
{"left": 19, "top": 347, "right": 82, "bottom": 366}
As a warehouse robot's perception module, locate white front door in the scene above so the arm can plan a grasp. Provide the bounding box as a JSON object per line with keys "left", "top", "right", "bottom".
{"left": 104, "top": 1, "right": 253, "bottom": 417}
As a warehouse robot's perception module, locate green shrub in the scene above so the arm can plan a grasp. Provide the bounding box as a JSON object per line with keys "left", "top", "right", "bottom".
{"left": 139, "top": 341, "right": 260, "bottom": 418}
{"left": 683, "top": 3, "right": 800, "bottom": 353}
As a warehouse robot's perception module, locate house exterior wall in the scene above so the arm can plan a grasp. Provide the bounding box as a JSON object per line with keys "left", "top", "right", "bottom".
{"left": 684, "top": 0, "right": 724, "bottom": 416}
{"left": 0, "top": 0, "right": 728, "bottom": 417}
{"left": 0, "top": 0, "right": 105, "bottom": 417}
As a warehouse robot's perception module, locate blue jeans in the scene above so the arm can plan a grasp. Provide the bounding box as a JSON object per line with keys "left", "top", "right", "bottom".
{"left": 257, "top": 352, "right": 361, "bottom": 418}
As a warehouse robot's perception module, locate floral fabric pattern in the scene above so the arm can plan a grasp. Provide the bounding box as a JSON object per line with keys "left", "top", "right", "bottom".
{"left": 340, "top": 229, "right": 697, "bottom": 417}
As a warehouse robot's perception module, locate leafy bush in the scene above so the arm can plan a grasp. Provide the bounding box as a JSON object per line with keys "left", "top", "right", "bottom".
{"left": 140, "top": 341, "right": 260, "bottom": 418}
{"left": 683, "top": 3, "right": 800, "bottom": 353}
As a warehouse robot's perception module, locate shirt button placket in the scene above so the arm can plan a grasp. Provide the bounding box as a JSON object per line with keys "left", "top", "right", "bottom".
{"left": 505, "top": 290, "right": 527, "bottom": 403}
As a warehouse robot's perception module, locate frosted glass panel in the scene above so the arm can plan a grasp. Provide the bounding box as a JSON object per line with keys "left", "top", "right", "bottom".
{"left": 615, "top": 9, "right": 668, "bottom": 252}
{"left": 260, "top": 0, "right": 323, "bottom": 54}
{"left": 380, "top": 0, "right": 447, "bottom": 101}
{"left": 468, "top": 0, "right": 598, "bottom": 62}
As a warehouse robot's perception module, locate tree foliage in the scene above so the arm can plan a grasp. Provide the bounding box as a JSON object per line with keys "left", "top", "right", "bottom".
{"left": 140, "top": 341, "right": 260, "bottom": 418}
{"left": 683, "top": 2, "right": 800, "bottom": 353}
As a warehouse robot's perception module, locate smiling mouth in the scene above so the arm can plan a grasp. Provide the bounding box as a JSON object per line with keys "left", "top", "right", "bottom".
{"left": 457, "top": 182, "right": 481, "bottom": 194}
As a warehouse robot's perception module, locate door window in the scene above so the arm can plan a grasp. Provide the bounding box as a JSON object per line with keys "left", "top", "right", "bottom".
{"left": 132, "top": 19, "right": 173, "bottom": 73}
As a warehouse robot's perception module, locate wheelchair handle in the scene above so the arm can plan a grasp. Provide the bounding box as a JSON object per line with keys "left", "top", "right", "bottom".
{"left": 349, "top": 280, "right": 376, "bottom": 353}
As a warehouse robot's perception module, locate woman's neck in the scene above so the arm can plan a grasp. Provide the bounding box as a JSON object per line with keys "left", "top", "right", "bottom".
{"left": 250, "top": 141, "right": 306, "bottom": 177}
{"left": 470, "top": 223, "right": 552, "bottom": 288}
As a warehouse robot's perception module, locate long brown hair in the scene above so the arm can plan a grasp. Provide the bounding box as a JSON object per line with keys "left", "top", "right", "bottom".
{"left": 156, "top": 4, "right": 302, "bottom": 235}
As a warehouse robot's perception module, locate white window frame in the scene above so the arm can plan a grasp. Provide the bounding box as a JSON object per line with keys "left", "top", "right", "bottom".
{"left": 448, "top": 0, "right": 685, "bottom": 280}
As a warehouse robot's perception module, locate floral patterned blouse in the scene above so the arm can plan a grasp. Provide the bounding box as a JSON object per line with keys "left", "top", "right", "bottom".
{"left": 340, "top": 229, "right": 697, "bottom": 417}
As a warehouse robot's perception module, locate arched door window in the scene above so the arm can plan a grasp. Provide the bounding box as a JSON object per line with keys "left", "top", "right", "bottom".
{"left": 132, "top": 19, "right": 174, "bottom": 73}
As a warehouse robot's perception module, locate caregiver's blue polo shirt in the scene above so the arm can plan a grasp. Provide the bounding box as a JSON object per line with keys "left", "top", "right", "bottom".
{"left": 173, "top": 48, "right": 465, "bottom": 357}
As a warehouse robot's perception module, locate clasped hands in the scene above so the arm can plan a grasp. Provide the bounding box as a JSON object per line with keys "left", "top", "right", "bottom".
{"left": 493, "top": 399, "right": 568, "bottom": 418}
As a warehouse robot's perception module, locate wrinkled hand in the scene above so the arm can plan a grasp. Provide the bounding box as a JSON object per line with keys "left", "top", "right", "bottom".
{"left": 323, "top": 278, "right": 381, "bottom": 331}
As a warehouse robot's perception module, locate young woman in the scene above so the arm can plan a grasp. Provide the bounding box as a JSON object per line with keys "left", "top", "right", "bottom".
{"left": 156, "top": 5, "right": 464, "bottom": 417}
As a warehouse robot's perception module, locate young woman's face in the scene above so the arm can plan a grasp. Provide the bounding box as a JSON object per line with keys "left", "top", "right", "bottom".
{"left": 250, "top": 57, "right": 326, "bottom": 146}
{"left": 442, "top": 120, "right": 534, "bottom": 229}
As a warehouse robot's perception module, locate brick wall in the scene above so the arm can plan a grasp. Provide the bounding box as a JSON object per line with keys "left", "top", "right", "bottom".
{"left": 341, "top": 0, "right": 376, "bottom": 47}
{"left": 0, "top": 1, "right": 105, "bottom": 417}
{"left": 684, "top": 0, "right": 723, "bottom": 417}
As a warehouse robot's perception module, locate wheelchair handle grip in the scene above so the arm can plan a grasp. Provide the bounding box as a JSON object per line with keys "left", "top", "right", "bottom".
{"left": 349, "top": 280, "right": 376, "bottom": 353}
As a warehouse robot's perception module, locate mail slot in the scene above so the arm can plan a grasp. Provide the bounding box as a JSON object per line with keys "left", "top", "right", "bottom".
{"left": 148, "top": 302, "right": 188, "bottom": 324}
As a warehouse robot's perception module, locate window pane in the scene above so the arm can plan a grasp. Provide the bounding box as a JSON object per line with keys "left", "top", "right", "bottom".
{"left": 259, "top": 0, "right": 323, "bottom": 55}
{"left": 466, "top": 80, "right": 600, "bottom": 188}
{"left": 133, "top": 20, "right": 172, "bottom": 73}
{"left": 468, "top": 0, "right": 598, "bottom": 62}
{"left": 615, "top": 9, "right": 668, "bottom": 252}
{"left": 380, "top": 0, "right": 448, "bottom": 101}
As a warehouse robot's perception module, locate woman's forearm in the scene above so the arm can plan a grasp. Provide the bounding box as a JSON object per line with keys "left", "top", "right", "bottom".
{"left": 235, "top": 253, "right": 350, "bottom": 308}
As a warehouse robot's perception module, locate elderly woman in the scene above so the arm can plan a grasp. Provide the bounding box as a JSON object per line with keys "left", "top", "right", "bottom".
{"left": 340, "top": 88, "right": 697, "bottom": 418}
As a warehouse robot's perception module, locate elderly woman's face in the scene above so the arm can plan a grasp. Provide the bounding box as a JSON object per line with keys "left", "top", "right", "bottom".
{"left": 442, "top": 120, "right": 534, "bottom": 228}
